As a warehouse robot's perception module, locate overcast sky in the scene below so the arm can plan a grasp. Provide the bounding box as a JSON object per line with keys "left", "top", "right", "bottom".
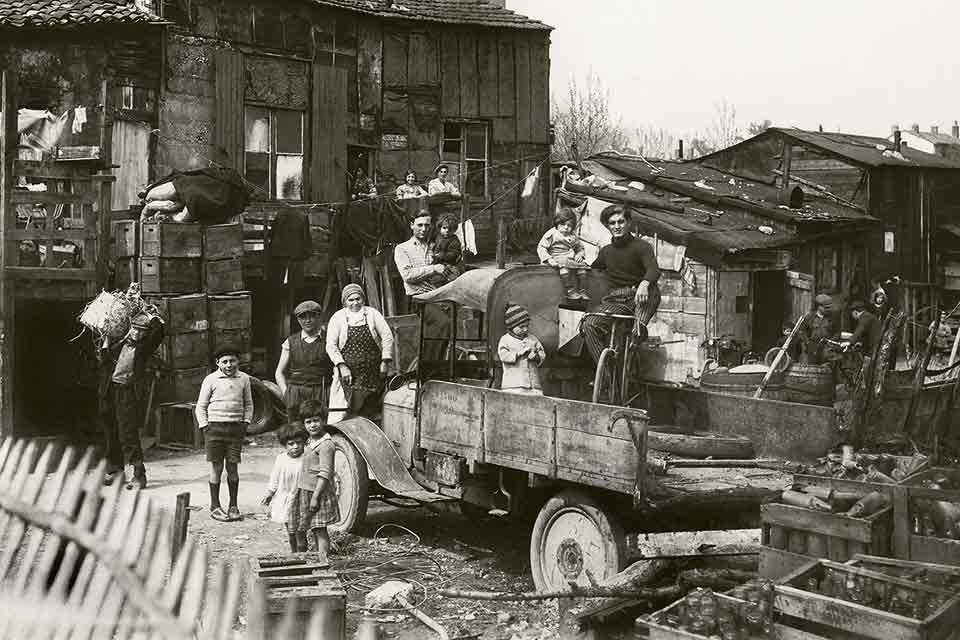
{"left": 510, "top": 0, "right": 959, "bottom": 140}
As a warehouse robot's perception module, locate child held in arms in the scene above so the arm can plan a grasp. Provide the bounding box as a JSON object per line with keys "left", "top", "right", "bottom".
{"left": 195, "top": 345, "right": 253, "bottom": 522}
{"left": 295, "top": 399, "right": 340, "bottom": 555}
{"left": 498, "top": 304, "right": 546, "bottom": 395}
{"left": 537, "top": 209, "right": 588, "bottom": 301}
{"left": 261, "top": 424, "right": 308, "bottom": 552}
{"left": 430, "top": 213, "right": 464, "bottom": 285}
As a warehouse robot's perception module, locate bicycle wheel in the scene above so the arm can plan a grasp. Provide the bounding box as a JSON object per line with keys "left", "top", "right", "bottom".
{"left": 592, "top": 348, "right": 619, "bottom": 405}
{"left": 621, "top": 341, "right": 641, "bottom": 407}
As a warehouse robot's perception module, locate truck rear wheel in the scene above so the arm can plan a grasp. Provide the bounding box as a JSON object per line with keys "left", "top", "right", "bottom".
{"left": 330, "top": 434, "right": 369, "bottom": 534}
{"left": 529, "top": 489, "right": 626, "bottom": 592}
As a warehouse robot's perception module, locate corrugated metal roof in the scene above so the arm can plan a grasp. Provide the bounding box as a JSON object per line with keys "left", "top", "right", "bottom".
{"left": 704, "top": 128, "right": 960, "bottom": 169}
{"left": 571, "top": 153, "right": 877, "bottom": 267}
{"left": 310, "top": 0, "right": 552, "bottom": 30}
{"left": 0, "top": 0, "right": 163, "bottom": 28}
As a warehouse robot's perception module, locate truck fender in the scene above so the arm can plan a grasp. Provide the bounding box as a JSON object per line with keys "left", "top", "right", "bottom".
{"left": 331, "top": 417, "right": 433, "bottom": 498}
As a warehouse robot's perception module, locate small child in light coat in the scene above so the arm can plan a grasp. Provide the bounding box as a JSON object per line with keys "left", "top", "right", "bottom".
{"left": 498, "top": 305, "right": 546, "bottom": 395}
{"left": 537, "top": 209, "right": 588, "bottom": 301}
{"left": 261, "top": 424, "right": 307, "bottom": 552}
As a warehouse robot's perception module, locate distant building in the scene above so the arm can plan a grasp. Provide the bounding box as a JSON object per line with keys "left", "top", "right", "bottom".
{"left": 889, "top": 124, "right": 960, "bottom": 162}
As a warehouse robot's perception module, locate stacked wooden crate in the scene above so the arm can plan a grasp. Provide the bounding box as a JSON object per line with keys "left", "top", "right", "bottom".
{"left": 893, "top": 467, "right": 960, "bottom": 565}
{"left": 111, "top": 219, "right": 139, "bottom": 290}
{"left": 145, "top": 293, "right": 210, "bottom": 403}
{"left": 760, "top": 475, "right": 895, "bottom": 580}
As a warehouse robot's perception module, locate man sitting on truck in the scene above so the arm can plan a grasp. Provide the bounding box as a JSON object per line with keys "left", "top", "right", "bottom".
{"left": 582, "top": 204, "right": 661, "bottom": 363}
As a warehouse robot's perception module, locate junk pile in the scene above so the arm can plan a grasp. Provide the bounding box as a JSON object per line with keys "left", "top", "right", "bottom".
{"left": 798, "top": 449, "right": 929, "bottom": 483}
{"left": 139, "top": 167, "right": 249, "bottom": 226}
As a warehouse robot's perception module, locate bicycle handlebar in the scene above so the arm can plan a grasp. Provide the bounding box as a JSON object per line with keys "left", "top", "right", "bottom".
{"left": 580, "top": 311, "right": 637, "bottom": 321}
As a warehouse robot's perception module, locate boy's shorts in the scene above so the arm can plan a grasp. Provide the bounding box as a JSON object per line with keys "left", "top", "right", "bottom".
{"left": 204, "top": 422, "right": 245, "bottom": 464}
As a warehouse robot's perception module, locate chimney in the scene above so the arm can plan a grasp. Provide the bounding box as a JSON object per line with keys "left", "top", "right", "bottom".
{"left": 932, "top": 125, "right": 939, "bottom": 135}
{"left": 953, "top": 120, "right": 959, "bottom": 138}
{"left": 893, "top": 128, "right": 902, "bottom": 150}
{"left": 678, "top": 139, "right": 684, "bottom": 160}
{"left": 911, "top": 123, "right": 920, "bottom": 133}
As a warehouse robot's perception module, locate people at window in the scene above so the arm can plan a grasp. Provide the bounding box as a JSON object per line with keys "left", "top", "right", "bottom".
{"left": 351, "top": 167, "right": 377, "bottom": 201}
{"left": 395, "top": 170, "right": 428, "bottom": 200}
{"left": 427, "top": 164, "right": 461, "bottom": 196}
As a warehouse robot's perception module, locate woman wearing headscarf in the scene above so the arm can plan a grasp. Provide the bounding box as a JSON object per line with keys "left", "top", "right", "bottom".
{"left": 326, "top": 283, "right": 395, "bottom": 423}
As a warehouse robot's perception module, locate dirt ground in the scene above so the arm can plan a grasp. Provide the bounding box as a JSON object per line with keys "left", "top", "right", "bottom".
{"left": 142, "top": 435, "right": 635, "bottom": 640}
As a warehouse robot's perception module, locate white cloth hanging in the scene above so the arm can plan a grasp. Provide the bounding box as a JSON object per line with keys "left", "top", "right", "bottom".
{"left": 71, "top": 106, "right": 87, "bottom": 134}
{"left": 456, "top": 219, "right": 478, "bottom": 256}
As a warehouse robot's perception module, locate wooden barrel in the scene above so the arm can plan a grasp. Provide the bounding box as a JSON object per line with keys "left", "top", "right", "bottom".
{"left": 700, "top": 369, "right": 785, "bottom": 399}
{"left": 783, "top": 363, "right": 835, "bottom": 406}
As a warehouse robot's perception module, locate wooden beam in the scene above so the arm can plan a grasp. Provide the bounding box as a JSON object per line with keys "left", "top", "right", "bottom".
{"left": 0, "top": 69, "right": 14, "bottom": 436}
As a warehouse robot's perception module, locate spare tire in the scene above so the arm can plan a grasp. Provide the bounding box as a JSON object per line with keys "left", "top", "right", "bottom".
{"left": 247, "top": 377, "right": 287, "bottom": 435}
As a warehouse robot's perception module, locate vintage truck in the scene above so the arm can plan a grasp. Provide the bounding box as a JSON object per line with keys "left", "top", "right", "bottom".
{"left": 323, "top": 266, "right": 797, "bottom": 592}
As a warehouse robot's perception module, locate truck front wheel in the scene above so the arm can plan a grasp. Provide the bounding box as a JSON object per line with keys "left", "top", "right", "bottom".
{"left": 329, "top": 434, "right": 369, "bottom": 534}
{"left": 529, "top": 489, "right": 626, "bottom": 592}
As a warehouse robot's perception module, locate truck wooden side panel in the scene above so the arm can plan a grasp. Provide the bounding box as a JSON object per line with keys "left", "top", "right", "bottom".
{"left": 419, "top": 381, "right": 644, "bottom": 495}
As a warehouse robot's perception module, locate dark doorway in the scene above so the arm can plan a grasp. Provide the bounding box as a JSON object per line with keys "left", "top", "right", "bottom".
{"left": 14, "top": 299, "right": 100, "bottom": 445}
{"left": 753, "top": 271, "right": 787, "bottom": 352}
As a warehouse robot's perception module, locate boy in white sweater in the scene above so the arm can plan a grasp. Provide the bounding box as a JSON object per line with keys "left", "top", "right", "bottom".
{"left": 196, "top": 345, "right": 253, "bottom": 522}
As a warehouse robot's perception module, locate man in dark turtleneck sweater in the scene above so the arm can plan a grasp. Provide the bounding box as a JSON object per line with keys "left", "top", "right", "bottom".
{"left": 582, "top": 205, "right": 661, "bottom": 362}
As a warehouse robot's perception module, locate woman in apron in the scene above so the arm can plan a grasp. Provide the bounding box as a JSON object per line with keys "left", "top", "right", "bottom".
{"left": 326, "top": 283, "right": 395, "bottom": 423}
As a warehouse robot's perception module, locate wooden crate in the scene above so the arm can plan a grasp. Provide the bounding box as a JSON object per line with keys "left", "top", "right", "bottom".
{"left": 203, "top": 258, "right": 244, "bottom": 294}
{"left": 210, "top": 328, "right": 252, "bottom": 363}
{"left": 139, "top": 257, "right": 202, "bottom": 294}
{"left": 157, "top": 331, "right": 210, "bottom": 369}
{"left": 146, "top": 294, "right": 208, "bottom": 333}
{"left": 846, "top": 555, "right": 960, "bottom": 593}
{"left": 140, "top": 221, "right": 203, "bottom": 257}
{"left": 112, "top": 220, "right": 139, "bottom": 258}
{"left": 156, "top": 366, "right": 208, "bottom": 404}
{"left": 155, "top": 402, "right": 203, "bottom": 449}
{"left": 114, "top": 257, "right": 137, "bottom": 290}
{"left": 775, "top": 559, "right": 960, "bottom": 640}
{"left": 208, "top": 292, "right": 252, "bottom": 331}
{"left": 895, "top": 468, "right": 960, "bottom": 565}
{"left": 760, "top": 494, "right": 893, "bottom": 579}
{"left": 246, "top": 554, "right": 345, "bottom": 640}
{"left": 202, "top": 223, "right": 244, "bottom": 260}
{"left": 643, "top": 592, "right": 814, "bottom": 640}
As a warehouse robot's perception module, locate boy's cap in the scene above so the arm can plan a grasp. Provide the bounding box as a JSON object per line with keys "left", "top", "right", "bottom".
{"left": 214, "top": 344, "right": 242, "bottom": 360}
{"left": 294, "top": 300, "right": 322, "bottom": 316}
{"left": 504, "top": 304, "right": 530, "bottom": 330}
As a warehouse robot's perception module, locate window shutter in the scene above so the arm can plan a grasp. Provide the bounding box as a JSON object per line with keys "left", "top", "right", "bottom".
{"left": 214, "top": 49, "right": 244, "bottom": 170}
{"left": 310, "top": 65, "right": 347, "bottom": 203}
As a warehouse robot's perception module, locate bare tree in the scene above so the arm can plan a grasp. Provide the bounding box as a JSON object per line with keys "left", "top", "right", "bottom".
{"left": 747, "top": 119, "right": 772, "bottom": 137}
{"left": 706, "top": 99, "right": 741, "bottom": 150}
{"left": 551, "top": 71, "right": 630, "bottom": 161}
{"left": 633, "top": 126, "right": 679, "bottom": 159}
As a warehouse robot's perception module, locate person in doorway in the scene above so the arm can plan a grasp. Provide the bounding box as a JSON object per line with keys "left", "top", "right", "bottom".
{"left": 537, "top": 209, "right": 588, "bottom": 301}
{"left": 430, "top": 213, "right": 464, "bottom": 284}
{"left": 427, "top": 164, "right": 460, "bottom": 196}
{"left": 581, "top": 205, "right": 661, "bottom": 362}
{"left": 798, "top": 294, "right": 836, "bottom": 365}
{"left": 847, "top": 300, "right": 883, "bottom": 357}
{"left": 261, "top": 424, "right": 307, "bottom": 552}
{"left": 275, "top": 300, "right": 333, "bottom": 422}
{"left": 195, "top": 345, "right": 254, "bottom": 522}
{"left": 296, "top": 399, "right": 339, "bottom": 555}
{"left": 98, "top": 305, "right": 164, "bottom": 488}
{"left": 351, "top": 167, "right": 377, "bottom": 201}
{"left": 394, "top": 210, "right": 451, "bottom": 295}
{"left": 326, "top": 283, "right": 394, "bottom": 424}
{"left": 498, "top": 305, "right": 546, "bottom": 395}
{"left": 395, "top": 170, "right": 428, "bottom": 200}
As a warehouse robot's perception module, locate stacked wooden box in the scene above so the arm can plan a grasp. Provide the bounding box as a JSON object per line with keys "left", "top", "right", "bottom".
{"left": 760, "top": 475, "right": 895, "bottom": 580}
{"left": 893, "top": 467, "right": 960, "bottom": 565}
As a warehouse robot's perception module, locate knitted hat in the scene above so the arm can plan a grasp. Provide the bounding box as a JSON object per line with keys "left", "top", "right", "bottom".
{"left": 341, "top": 283, "right": 365, "bottom": 305}
{"left": 504, "top": 304, "right": 530, "bottom": 330}
{"left": 294, "top": 300, "right": 322, "bottom": 316}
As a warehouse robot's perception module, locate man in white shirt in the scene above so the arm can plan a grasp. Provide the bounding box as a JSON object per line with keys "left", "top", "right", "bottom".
{"left": 393, "top": 210, "right": 451, "bottom": 296}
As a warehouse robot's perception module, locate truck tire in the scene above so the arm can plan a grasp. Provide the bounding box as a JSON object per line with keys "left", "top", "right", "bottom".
{"left": 246, "top": 378, "right": 285, "bottom": 435}
{"left": 530, "top": 489, "right": 626, "bottom": 592}
{"left": 329, "top": 433, "right": 369, "bottom": 534}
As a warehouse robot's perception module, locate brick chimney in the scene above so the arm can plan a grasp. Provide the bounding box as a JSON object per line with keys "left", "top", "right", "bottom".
{"left": 932, "top": 125, "right": 939, "bottom": 135}
{"left": 911, "top": 123, "right": 921, "bottom": 133}
{"left": 953, "top": 121, "right": 959, "bottom": 139}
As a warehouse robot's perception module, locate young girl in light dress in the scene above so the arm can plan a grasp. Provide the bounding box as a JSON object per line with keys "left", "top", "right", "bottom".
{"left": 261, "top": 424, "right": 308, "bottom": 552}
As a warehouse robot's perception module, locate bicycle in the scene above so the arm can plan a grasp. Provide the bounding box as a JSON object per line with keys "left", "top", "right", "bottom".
{"left": 581, "top": 311, "right": 645, "bottom": 407}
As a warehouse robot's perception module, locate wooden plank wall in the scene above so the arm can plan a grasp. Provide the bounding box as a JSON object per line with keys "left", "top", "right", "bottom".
{"left": 213, "top": 49, "right": 244, "bottom": 170}
{"left": 310, "top": 66, "right": 348, "bottom": 203}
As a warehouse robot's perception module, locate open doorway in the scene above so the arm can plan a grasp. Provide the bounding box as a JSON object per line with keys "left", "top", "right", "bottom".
{"left": 14, "top": 299, "right": 100, "bottom": 445}
{"left": 753, "top": 271, "right": 787, "bottom": 352}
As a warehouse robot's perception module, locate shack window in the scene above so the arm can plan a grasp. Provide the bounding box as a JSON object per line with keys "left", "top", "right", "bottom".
{"left": 441, "top": 121, "right": 488, "bottom": 199}
{"left": 244, "top": 107, "right": 304, "bottom": 200}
